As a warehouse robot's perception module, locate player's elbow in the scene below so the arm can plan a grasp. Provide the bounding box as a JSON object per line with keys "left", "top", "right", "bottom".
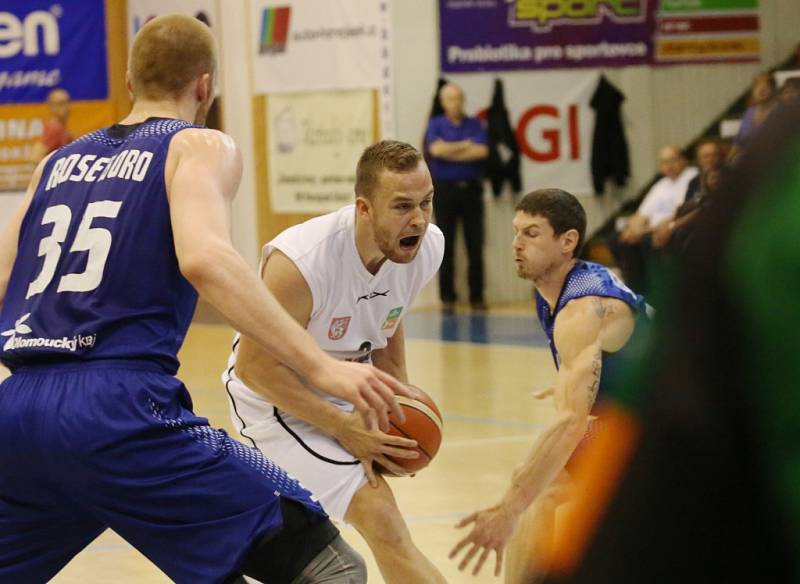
{"left": 177, "top": 244, "right": 236, "bottom": 290}
{"left": 177, "top": 252, "right": 214, "bottom": 288}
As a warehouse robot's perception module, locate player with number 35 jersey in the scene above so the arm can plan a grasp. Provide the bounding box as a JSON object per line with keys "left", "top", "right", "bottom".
{"left": 0, "top": 15, "right": 410, "bottom": 584}
{"left": 0, "top": 120, "right": 196, "bottom": 372}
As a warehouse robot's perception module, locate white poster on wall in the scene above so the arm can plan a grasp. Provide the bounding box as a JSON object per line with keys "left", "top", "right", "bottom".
{"left": 127, "top": 0, "right": 221, "bottom": 48}
{"left": 251, "top": 0, "right": 394, "bottom": 137}
{"left": 448, "top": 70, "right": 599, "bottom": 196}
{"left": 268, "top": 90, "right": 373, "bottom": 214}
{"left": 250, "top": 0, "right": 386, "bottom": 93}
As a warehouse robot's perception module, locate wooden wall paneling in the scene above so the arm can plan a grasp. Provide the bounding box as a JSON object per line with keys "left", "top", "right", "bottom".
{"left": 105, "top": 0, "right": 132, "bottom": 120}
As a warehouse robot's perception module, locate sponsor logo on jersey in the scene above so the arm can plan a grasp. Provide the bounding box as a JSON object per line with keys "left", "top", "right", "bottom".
{"left": 381, "top": 306, "right": 403, "bottom": 330}
{"left": 356, "top": 289, "right": 389, "bottom": 303}
{"left": 1, "top": 312, "right": 96, "bottom": 352}
{"left": 328, "top": 316, "right": 351, "bottom": 340}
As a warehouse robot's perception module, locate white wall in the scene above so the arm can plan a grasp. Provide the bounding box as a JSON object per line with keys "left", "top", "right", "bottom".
{"left": 390, "top": 0, "right": 800, "bottom": 305}
{"left": 219, "top": 0, "right": 800, "bottom": 305}
{"left": 219, "top": 3, "right": 260, "bottom": 269}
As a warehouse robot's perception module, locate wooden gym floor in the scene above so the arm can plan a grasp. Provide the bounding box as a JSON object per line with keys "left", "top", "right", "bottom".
{"left": 49, "top": 304, "right": 560, "bottom": 584}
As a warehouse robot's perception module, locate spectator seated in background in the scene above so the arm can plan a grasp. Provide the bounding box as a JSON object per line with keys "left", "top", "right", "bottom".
{"left": 652, "top": 165, "right": 723, "bottom": 253}
{"left": 683, "top": 139, "right": 724, "bottom": 203}
{"left": 651, "top": 140, "right": 724, "bottom": 251}
{"left": 610, "top": 145, "right": 697, "bottom": 291}
{"left": 729, "top": 72, "right": 777, "bottom": 161}
{"left": 778, "top": 77, "right": 800, "bottom": 105}
{"left": 30, "top": 88, "right": 73, "bottom": 164}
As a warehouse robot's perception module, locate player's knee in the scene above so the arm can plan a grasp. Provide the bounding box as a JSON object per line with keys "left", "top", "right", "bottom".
{"left": 367, "top": 518, "right": 409, "bottom": 550}
{"left": 348, "top": 484, "right": 412, "bottom": 550}
{"left": 349, "top": 480, "right": 403, "bottom": 524}
{"left": 354, "top": 505, "right": 412, "bottom": 550}
{"left": 241, "top": 499, "right": 340, "bottom": 583}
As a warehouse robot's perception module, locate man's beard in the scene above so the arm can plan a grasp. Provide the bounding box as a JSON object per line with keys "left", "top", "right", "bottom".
{"left": 517, "top": 257, "right": 557, "bottom": 284}
{"left": 515, "top": 263, "right": 531, "bottom": 280}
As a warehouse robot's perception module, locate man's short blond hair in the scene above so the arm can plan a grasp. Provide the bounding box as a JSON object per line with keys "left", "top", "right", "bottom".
{"left": 355, "top": 141, "right": 423, "bottom": 200}
{"left": 129, "top": 14, "right": 217, "bottom": 101}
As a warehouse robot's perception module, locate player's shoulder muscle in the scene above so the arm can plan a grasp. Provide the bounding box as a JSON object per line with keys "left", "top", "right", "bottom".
{"left": 166, "top": 128, "right": 241, "bottom": 199}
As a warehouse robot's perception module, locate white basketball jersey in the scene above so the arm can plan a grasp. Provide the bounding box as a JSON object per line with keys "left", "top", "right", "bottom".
{"left": 225, "top": 204, "right": 443, "bottom": 415}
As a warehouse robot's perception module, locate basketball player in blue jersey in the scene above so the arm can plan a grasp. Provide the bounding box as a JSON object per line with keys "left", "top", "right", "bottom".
{"left": 450, "top": 189, "right": 649, "bottom": 583}
{"left": 0, "top": 14, "right": 411, "bottom": 584}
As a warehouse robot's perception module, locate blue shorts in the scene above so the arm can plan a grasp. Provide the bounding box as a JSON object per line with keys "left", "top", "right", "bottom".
{"left": 0, "top": 360, "right": 326, "bottom": 584}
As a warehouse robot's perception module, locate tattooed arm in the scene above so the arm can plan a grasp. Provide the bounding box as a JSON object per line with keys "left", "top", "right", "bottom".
{"left": 450, "top": 296, "right": 633, "bottom": 574}
{"left": 499, "top": 297, "right": 608, "bottom": 515}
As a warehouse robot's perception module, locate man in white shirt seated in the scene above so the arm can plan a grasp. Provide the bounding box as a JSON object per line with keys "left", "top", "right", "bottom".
{"left": 611, "top": 145, "right": 697, "bottom": 291}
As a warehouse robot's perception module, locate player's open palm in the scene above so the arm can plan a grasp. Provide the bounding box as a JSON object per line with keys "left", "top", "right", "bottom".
{"left": 310, "top": 358, "right": 413, "bottom": 432}
{"left": 450, "top": 503, "right": 518, "bottom": 577}
{"left": 335, "top": 412, "right": 418, "bottom": 486}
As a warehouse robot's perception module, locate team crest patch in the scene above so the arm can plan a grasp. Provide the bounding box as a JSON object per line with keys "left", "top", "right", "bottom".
{"left": 328, "top": 316, "right": 351, "bottom": 340}
{"left": 381, "top": 306, "right": 403, "bottom": 330}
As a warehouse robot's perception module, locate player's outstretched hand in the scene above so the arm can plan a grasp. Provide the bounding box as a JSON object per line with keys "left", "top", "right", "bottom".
{"left": 450, "top": 504, "right": 519, "bottom": 577}
{"left": 308, "top": 357, "right": 413, "bottom": 432}
{"left": 335, "top": 412, "right": 418, "bottom": 487}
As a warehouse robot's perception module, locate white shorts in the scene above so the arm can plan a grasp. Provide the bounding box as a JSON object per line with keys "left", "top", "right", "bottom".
{"left": 223, "top": 370, "right": 367, "bottom": 523}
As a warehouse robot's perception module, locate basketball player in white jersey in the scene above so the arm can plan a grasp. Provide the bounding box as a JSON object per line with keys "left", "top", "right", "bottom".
{"left": 224, "top": 141, "right": 447, "bottom": 584}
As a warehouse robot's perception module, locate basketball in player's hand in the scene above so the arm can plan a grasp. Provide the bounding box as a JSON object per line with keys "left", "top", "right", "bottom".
{"left": 381, "top": 384, "right": 443, "bottom": 474}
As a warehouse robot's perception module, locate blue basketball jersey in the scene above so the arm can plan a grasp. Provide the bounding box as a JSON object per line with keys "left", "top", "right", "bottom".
{"left": 535, "top": 260, "right": 649, "bottom": 396}
{"left": 0, "top": 118, "right": 198, "bottom": 374}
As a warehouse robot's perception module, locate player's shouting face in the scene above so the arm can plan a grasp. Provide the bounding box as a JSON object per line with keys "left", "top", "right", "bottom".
{"left": 363, "top": 162, "right": 434, "bottom": 264}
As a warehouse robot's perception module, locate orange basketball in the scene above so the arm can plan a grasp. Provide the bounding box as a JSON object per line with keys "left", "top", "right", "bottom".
{"left": 382, "top": 385, "right": 443, "bottom": 474}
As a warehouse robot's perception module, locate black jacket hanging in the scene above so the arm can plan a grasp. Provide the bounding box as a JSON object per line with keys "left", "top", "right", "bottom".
{"left": 590, "top": 75, "right": 630, "bottom": 195}
{"left": 485, "top": 78, "right": 522, "bottom": 197}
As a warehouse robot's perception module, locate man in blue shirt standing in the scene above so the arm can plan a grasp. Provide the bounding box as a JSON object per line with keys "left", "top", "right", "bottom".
{"left": 425, "top": 83, "right": 489, "bottom": 311}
